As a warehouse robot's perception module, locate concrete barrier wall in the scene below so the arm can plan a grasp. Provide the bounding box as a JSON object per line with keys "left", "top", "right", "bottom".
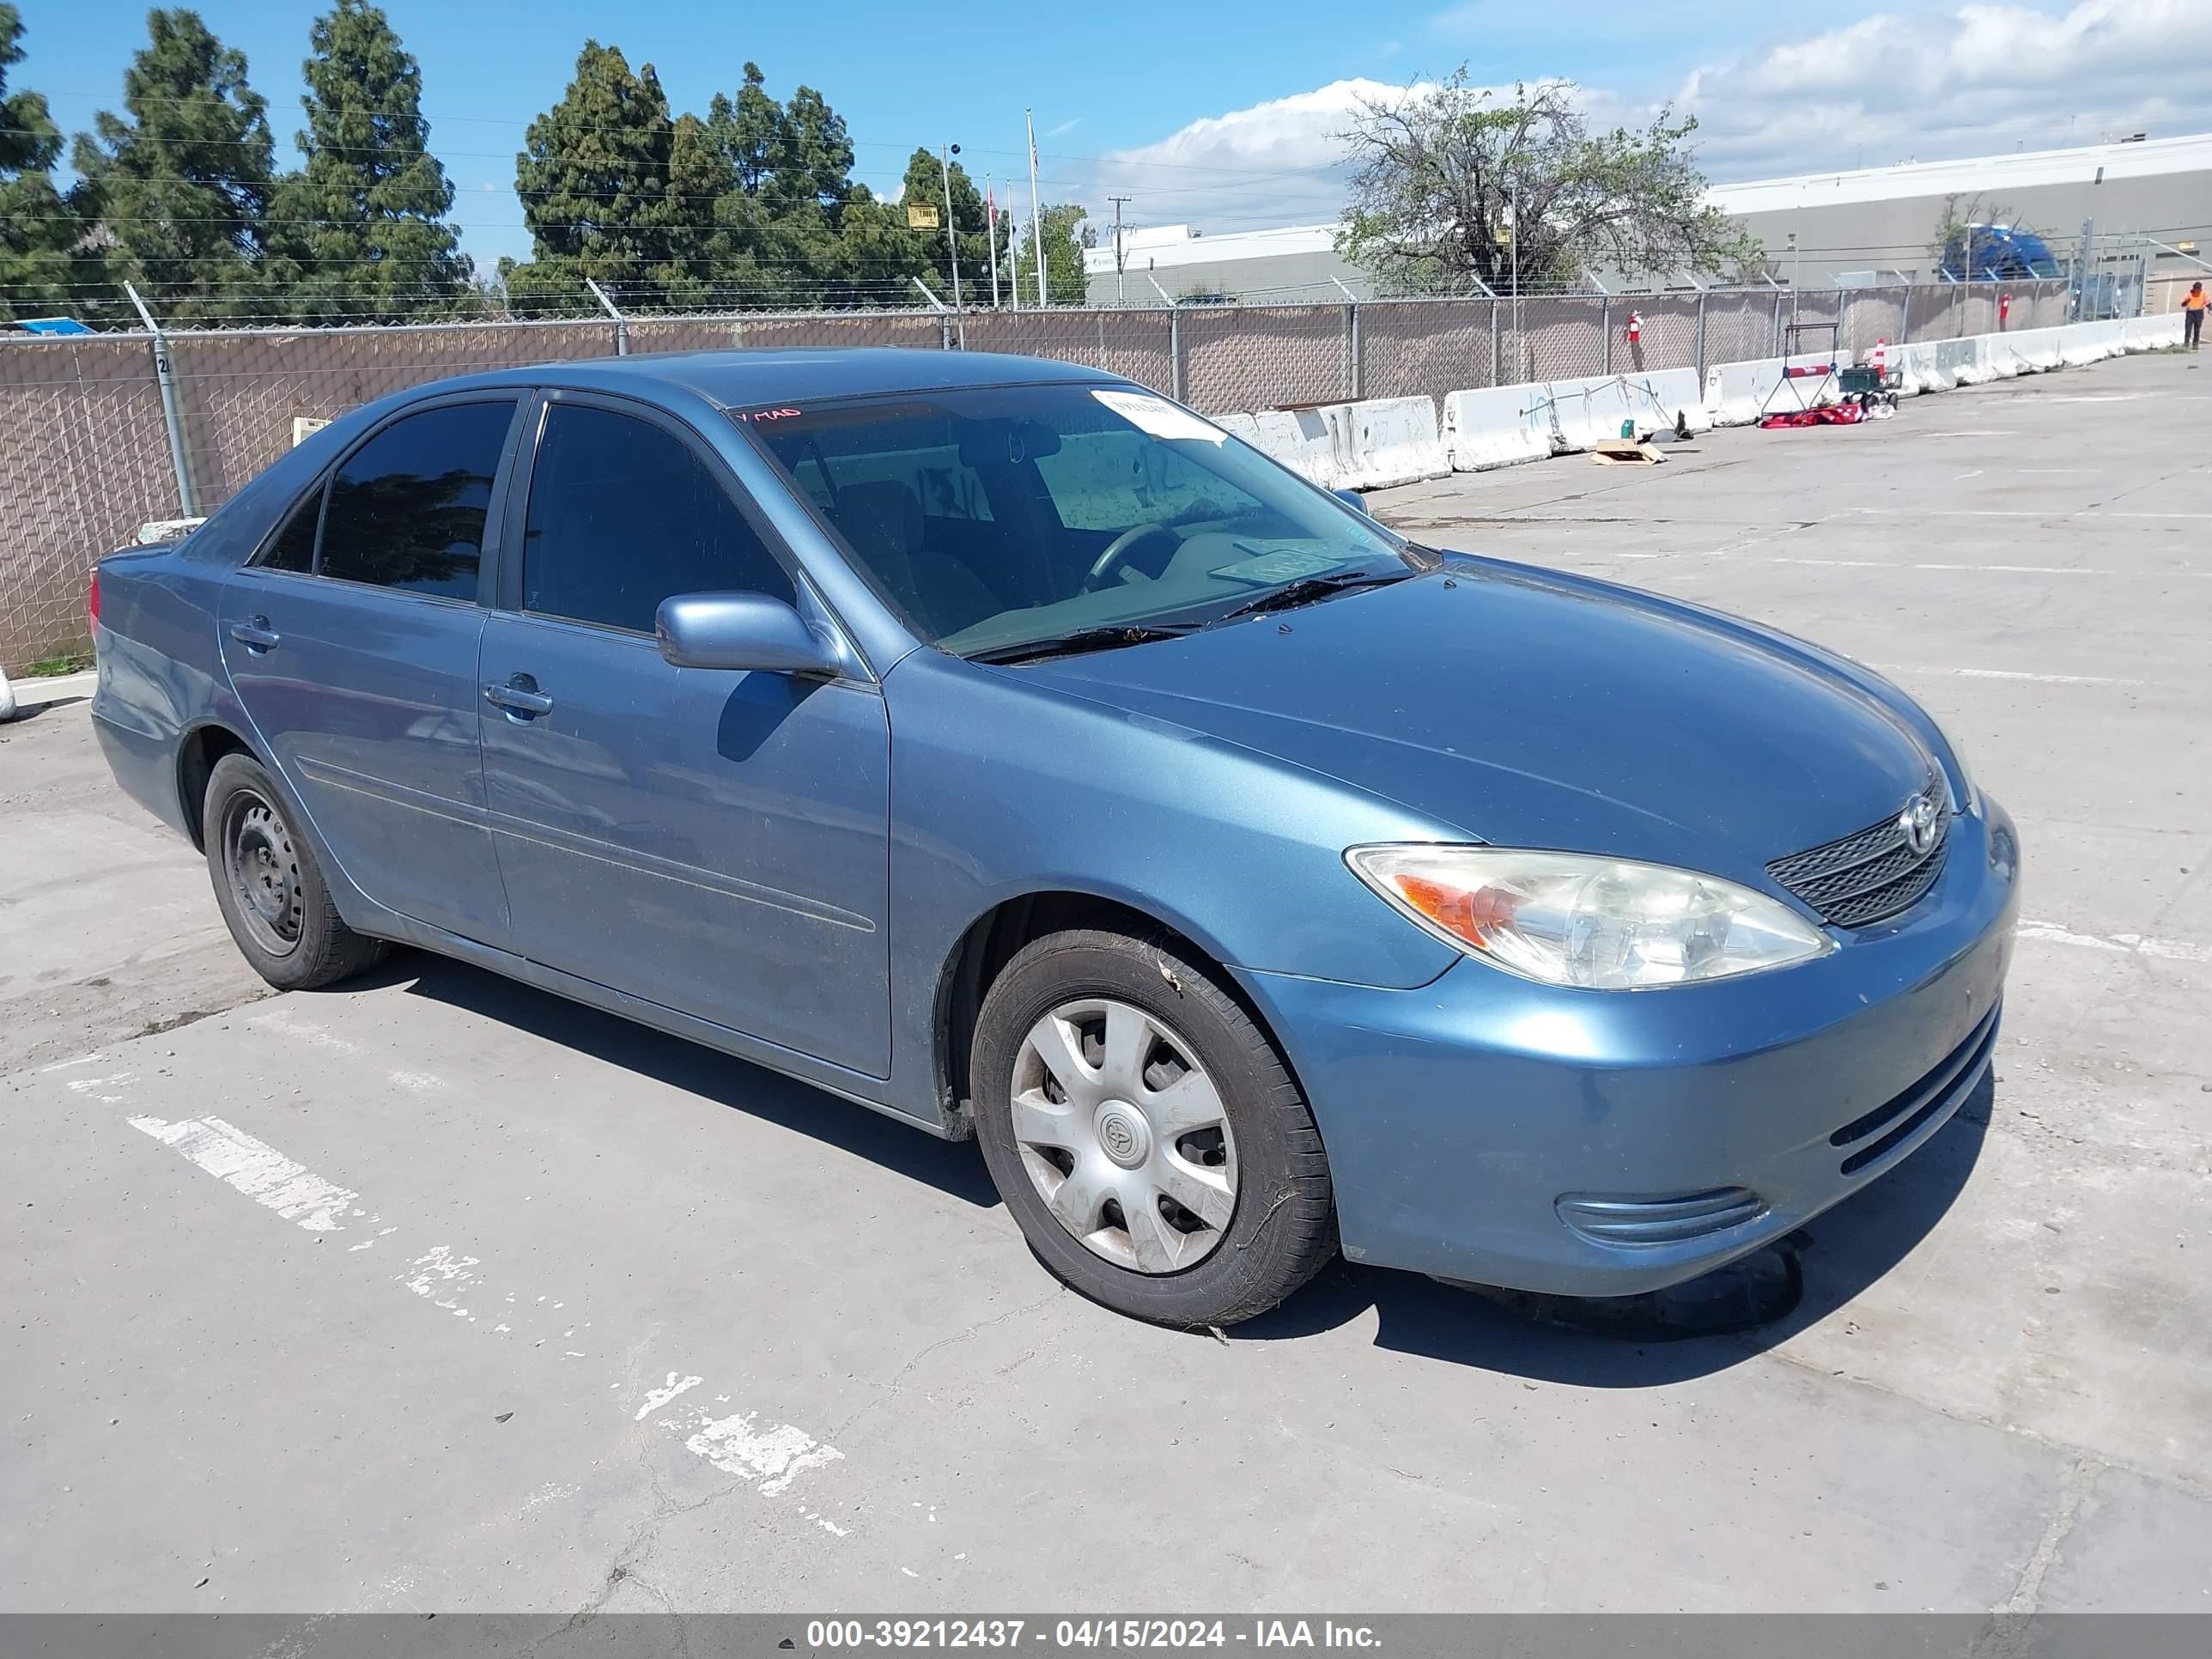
{"left": 1620, "top": 368, "right": 1711, "bottom": 434}
{"left": 1704, "top": 358, "right": 1779, "bottom": 425}
{"left": 1325, "top": 396, "right": 1449, "bottom": 489}
{"left": 1217, "top": 397, "right": 1449, "bottom": 490}
{"left": 1249, "top": 314, "right": 2165, "bottom": 488}
{"left": 1442, "top": 385, "right": 1553, "bottom": 470}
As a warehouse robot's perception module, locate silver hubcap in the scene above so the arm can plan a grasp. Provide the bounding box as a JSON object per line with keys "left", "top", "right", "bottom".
{"left": 223, "top": 793, "right": 304, "bottom": 958}
{"left": 1010, "top": 997, "right": 1237, "bottom": 1274}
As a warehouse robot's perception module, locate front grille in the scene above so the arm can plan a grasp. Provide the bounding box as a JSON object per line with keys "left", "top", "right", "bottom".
{"left": 1830, "top": 1003, "right": 1999, "bottom": 1176}
{"left": 1768, "top": 780, "right": 1950, "bottom": 928}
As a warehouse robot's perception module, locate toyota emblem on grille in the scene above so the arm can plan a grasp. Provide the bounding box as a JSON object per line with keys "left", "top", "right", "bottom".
{"left": 1898, "top": 792, "right": 1940, "bottom": 856}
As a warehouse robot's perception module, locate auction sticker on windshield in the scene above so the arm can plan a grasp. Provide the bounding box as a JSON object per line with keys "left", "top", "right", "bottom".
{"left": 1210, "top": 546, "right": 1344, "bottom": 586}
{"left": 1091, "top": 388, "right": 1226, "bottom": 444}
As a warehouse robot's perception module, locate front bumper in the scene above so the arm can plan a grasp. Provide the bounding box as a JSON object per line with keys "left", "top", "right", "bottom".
{"left": 1238, "top": 798, "right": 2020, "bottom": 1297}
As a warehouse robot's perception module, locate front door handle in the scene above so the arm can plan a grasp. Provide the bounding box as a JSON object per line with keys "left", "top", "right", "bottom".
{"left": 230, "top": 616, "right": 280, "bottom": 652}
{"left": 483, "top": 675, "right": 555, "bottom": 718}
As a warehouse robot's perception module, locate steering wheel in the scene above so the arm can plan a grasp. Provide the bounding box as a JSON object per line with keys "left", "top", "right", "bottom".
{"left": 1081, "top": 522, "right": 1180, "bottom": 592}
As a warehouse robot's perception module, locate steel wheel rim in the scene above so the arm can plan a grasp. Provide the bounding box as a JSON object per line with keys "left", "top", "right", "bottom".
{"left": 1009, "top": 996, "right": 1238, "bottom": 1273}
{"left": 222, "top": 790, "right": 304, "bottom": 958}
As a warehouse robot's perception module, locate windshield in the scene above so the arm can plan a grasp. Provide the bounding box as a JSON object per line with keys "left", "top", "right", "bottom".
{"left": 737, "top": 382, "right": 1410, "bottom": 656}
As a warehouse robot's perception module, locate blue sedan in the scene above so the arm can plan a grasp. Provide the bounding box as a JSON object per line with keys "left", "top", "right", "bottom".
{"left": 88, "top": 349, "right": 2018, "bottom": 1327}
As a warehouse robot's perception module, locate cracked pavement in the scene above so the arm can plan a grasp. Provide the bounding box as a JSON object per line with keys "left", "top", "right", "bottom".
{"left": 2, "top": 350, "right": 2209, "bottom": 1614}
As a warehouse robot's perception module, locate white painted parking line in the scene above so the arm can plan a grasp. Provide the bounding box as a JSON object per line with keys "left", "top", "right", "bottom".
{"left": 1775, "top": 559, "right": 2120, "bottom": 574}
{"left": 129, "top": 1114, "right": 363, "bottom": 1231}
{"left": 1881, "top": 665, "right": 2149, "bottom": 687}
{"left": 2015, "top": 919, "right": 2212, "bottom": 966}
{"left": 112, "top": 1060, "right": 851, "bottom": 1514}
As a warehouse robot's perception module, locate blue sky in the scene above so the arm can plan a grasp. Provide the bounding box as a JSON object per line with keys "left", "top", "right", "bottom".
{"left": 18, "top": 1, "right": 2209, "bottom": 273}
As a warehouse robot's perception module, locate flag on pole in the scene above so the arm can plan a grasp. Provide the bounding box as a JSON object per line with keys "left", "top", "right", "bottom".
{"left": 1026, "top": 108, "right": 1048, "bottom": 307}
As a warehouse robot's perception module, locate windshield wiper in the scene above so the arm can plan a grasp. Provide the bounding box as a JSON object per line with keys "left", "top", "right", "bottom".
{"left": 964, "top": 622, "right": 1205, "bottom": 666}
{"left": 1205, "top": 567, "right": 1413, "bottom": 627}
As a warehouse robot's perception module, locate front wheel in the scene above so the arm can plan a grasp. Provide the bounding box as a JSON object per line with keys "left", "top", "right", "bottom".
{"left": 970, "top": 930, "right": 1335, "bottom": 1327}
{"left": 203, "top": 751, "right": 386, "bottom": 991}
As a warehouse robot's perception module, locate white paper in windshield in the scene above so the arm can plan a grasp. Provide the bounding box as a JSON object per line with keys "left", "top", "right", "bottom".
{"left": 1209, "top": 546, "right": 1341, "bottom": 586}
{"left": 1091, "top": 387, "right": 1226, "bottom": 445}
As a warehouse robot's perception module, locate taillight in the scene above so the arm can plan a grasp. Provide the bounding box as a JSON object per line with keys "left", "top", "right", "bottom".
{"left": 88, "top": 567, "right": 101, "bottom": 629}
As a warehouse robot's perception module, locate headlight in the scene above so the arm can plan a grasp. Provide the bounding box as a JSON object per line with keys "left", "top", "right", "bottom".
{"left": 1346, "top": 845, "right": 1833, "bottom": 990}
{"left": 1937, "top": 731, "right": 1978, "bottom": 815}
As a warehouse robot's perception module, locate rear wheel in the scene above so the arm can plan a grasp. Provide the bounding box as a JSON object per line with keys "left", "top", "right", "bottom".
{"left": 203, "top": 752, "right": 385, "bottom": 990}
{"left": 971, "top": 929, "right": 1335, "bottom": 1327}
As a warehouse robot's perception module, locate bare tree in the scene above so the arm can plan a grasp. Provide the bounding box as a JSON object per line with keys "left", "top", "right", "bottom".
{"left": 1335, "top": 70, "right": 1760, "bottom": 295}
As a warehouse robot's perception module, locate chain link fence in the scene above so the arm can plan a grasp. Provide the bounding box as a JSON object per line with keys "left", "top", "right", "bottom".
{"left": 1, "top": 279, "right": 2075, "bottom": 672}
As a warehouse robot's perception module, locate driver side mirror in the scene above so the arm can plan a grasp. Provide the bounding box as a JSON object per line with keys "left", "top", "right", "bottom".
{"left": 1332, "top": 487, "right": 1370, "bottom": 516}
{"left": 655, "top": 592, "right": 841, "bottom": 676}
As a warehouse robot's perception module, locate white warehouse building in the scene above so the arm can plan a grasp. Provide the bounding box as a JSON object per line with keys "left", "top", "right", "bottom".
{"left": 1083, "top": 132, "right": 2212, "bottom": 307}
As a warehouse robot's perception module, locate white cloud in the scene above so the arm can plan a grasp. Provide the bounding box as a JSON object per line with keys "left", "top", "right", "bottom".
{"left": 1662, "top": 1, "right": 2212, "bottom": 177}
{"left": 1084, "top": 2, "right": 2210, "bottom": 232}
{"left": 1079, "top": 79, "right": 1421, "bottom": 233}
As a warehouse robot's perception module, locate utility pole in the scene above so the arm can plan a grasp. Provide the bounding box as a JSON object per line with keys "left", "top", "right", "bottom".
{"left": 1109, "top": 194, "right": 1133, "bottom": 303}
{"left": 941, "top": 143, "right": 963, "bottom": 312}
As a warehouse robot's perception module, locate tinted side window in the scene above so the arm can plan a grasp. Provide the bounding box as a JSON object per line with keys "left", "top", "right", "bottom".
{"left": 319, "top": 400, "right": 514, "bottom": 599}
{"left": 260, "top": 486, "right": 322, "bottom": 571}
{"left": 523, "top": 404, "right": 795, "bottom": 635}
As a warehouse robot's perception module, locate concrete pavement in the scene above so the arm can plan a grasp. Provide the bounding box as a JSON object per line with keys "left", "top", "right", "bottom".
{"left": 2, "top": 349, "right": 2207, "bottom": 1616}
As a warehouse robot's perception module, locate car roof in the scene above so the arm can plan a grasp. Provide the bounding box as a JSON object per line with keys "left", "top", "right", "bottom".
{"left": 421, "top": 347, "right": 1126, "bottom": 410}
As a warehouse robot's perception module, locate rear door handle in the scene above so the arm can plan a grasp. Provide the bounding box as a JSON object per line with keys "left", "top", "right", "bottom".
{"left": 230, "top": 617, "right": 280, "bottom": 651}
{"left": 483, "top": 676, "right": 555, "bottom": 718}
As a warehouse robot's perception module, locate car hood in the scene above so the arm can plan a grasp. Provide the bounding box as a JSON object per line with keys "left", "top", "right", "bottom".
{"left": 1017, "top": 561, "right": 1936, "bottom": 879}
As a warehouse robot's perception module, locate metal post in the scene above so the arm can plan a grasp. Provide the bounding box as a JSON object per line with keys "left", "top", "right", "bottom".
{"left": 1694, "top": 289, "right": 1707, "bottom": 380}
{"left": 1490, "top": 295, "right": 1500, "bottom": 386}
{"left": 1169, "top": 306, "right": 1184, "bottom": 404}
{"left": 1601, "top": 295, "right": 1612, "bottom": 375}
{"left": 125, "top": 282, "right": 198, "bottom": 518}
{"left": 1899, "top": 281, "right": 1912, "bottom": 345}
{"left": 585, "top": 278, "right": 628, "bottom": 356}
{"left": 940, "top": 145, "right": 963, "bottom": 312}
{"left": 1331, "top": 276, "right": 1361, "bottom": 400}
{"left": 985, "top": 175, "right": 1001, "bottom": 309}
{"left": 1771, "top": 288, "right": 1784, "bottom": 356}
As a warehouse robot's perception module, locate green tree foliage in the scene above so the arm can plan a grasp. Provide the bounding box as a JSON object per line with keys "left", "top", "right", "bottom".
{"left": 691, "top": 64, "right": 881, "bottom": 307}
{"left": 259, "top": 0, "right": 466, "bottom": 322}
{"left": 1336, "top": 70, "right": 1759, "bottom": 294}
{"left": 898, "top": 148, "right": 1006, "bottom": 306}
{"left": 0, "top": 4, "right": 87, "bottom": 321}
{"left": 1016, "top": 204, "right": 1091, "bottom": 305}
{"left": 72, "top": 8, "right": 274, "bottom": 322}
{"left": 501, "top": 41, "right": 697, "bottom": 314}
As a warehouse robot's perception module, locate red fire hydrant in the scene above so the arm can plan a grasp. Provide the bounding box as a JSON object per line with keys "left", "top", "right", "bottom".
{"left": 1998, "top": 292, "right": 2012, "bottom": 330}
{"left": 1626, "top": 310, "right": 1644, "bottom": 346}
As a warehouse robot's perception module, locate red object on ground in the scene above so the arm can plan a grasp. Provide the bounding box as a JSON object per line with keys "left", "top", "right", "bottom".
{"left": 1759, "top": 405, "right": 1868, "bottom": 429}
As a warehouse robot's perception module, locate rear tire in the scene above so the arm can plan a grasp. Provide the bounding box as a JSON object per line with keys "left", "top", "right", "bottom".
{"left": 203, "top": 751, "right": 385, "bottom": 991}
{"left": 971, "top": 929, "right": 1335, "bottom": 1327}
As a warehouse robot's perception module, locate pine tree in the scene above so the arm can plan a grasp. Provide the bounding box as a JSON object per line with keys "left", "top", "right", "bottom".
{"left": 72, "top": 8, "right": 273, "bottom": 323}
{"left": 0, "top": 4, "right": 85, "bottom": 321}
{"left": 504, "top": 41, "right": 688, "bottom": 314}
{"left": 900, "top": 148, "right": 999, "bottom": 307}
{"left": 260, "top": 0, "right": 466, "bottom": 323}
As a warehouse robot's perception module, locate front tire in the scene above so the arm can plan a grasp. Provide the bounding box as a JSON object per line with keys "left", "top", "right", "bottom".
{"left": 971, "top": 929, "right": 1335, "bottom": 1327}
{"left": 203, "top": 751, "right": 385, "bottom": 990}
